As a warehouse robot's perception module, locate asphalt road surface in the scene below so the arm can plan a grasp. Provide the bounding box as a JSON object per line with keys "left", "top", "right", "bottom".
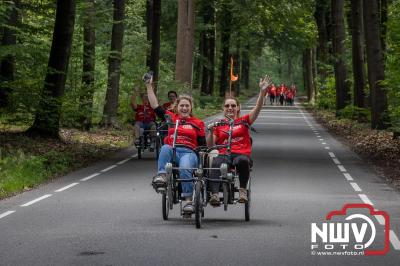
{"left": 1, "top": 98, "right": 400, "bottom": 265}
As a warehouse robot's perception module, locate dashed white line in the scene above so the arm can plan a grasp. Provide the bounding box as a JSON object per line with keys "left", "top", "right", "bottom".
{"left": 350, "top": 182, "right": 362, "bottom": 192}
{"left": 374, "top": 214, "right": 385, "bottom": 225}
{"left": 117, "top": 158, "right": 131, "bottom": 165}
{"left": 100, "top": 165, "right": 117, "bottom": 173}
{"left": 358, "top": 194, "right": 373, "bottom": 205}
{"left": 80, "top": 173, "right": 100, "bottom": 181}
{"left": 55, "top": 183, "right": 79, "bottom": 192}
{"left": 390, "top": 230, "right": 400, "bottom": 250}
{"left": 322, "top": 142, "right": 327, "bottom": 145}
{"left": 0, "top": 210, "right": 15, "bottom": 219}
{"left": 332, "top": 158, "right": 341, "bottom": 165}
{"left": 318, "top": 138, "right": 324, "bottom": 141}
{"left": 325, "top": 147, "right": 330, "bottom": 150}
{"left": 343, "top": 173, "right": 354, "bottom": 181}
{"left": 328, "top": 152, "right": 336, "bottom": 158}
{"left": 20, "top": 194, "right": 52, "bottom": 207}
{"left": 337, "top": 165, "right": 347, "bottom": 172}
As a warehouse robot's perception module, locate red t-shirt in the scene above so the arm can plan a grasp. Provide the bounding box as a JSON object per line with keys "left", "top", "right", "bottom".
{"left": 134, "top": 103, "right": 156, "bottom": 123}
{"left": 270, "top": 86, "right": 276, "bottom": 96}
{"left": 286, "top": 90, "right": 294, "bottom": 99}
{"left": 214, "top": 114, "right": 252, "bottom": 156}
{"left": 163, "top": 110, "right": 205, "bottom": 150}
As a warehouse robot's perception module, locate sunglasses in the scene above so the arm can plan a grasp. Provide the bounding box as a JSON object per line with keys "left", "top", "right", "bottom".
{"left": 224, "top": 104, "right": 237, "bottom": 108}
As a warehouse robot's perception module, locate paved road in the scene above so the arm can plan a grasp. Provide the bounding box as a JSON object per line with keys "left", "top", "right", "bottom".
{"left": 1, "top": 99, "right": 400, "bottom": 265}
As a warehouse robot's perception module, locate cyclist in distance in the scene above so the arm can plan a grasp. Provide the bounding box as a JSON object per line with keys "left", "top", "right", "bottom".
{"left": 145, "top": 76, "right": 206, "bottom": 213}
{"left": 131, "top": 87, "right": 157, "bottom": 146}
{"left": 162, "top": 90, "right": 178, "bottom": 111}
{"left": 206, "top": 75, "right": 272, "bottom": 206}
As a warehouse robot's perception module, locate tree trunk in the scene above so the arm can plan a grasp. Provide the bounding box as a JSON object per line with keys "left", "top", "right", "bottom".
{"left": 101, "top": 0, "right": 125, "bottom": 127}
{"left": 380, "top": 0, "right": 389, "bottom": 54}
{"left": 234, "top": 41, "right": 240, "bottom": 96}
{"left": 200, "top": 0, "right": 215, "bottom": 95}
{"left": 146, "top": 0, "right": 161, "bottom": 86}
{"left": 28, "top": 0, "right": 76, "bottom": 137}
{"left": 363, "top": 0, "right": 388, "bottom": 129}
{"left": 314, "top": 0, "right": 329, "bottom": 81}
{"left": 288, "top": 56, "right": 293, "bottom": 83}
{"left": 350, "top": 0, "right": 366, "bottom": 108}
{"left": 241, "top": 43, "right": 250, "bottom": 90}
{"left": 331, "top": 0, "right": 349, "bottom": 111}
{"left": 219, "top": 2, "right": 232, "bottom": 97}
{"left": 175, "top": 0, "right": 196, "bottom": 85}
{"left": 304, "top": 49, "right": 315, "bottom": 103}
{"left": 0, "top": 0, "right": 20, "bottom": 108}
{"left": 79, "top": 0, "right": 96, "bottom": 130}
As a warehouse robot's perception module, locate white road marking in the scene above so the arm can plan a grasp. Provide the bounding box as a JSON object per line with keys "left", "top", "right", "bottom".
{"left": 80, "top": 173, "right": 100, "bottom": 181}
{"left": 390, "top": 230, "right": 400, "bottom": 250}
{"left": 374, "top": 214, "right": 385, "bottom": 225}
{"left": 254, "top": 122, "right": 303, "bottom": 126}
{"left": 20, "top": 194, "right": 52, "bottom": 207}
{"left": 350, "top": 182, "right": 362, "bottom": 192}
{"left": 0, "top": 210, "right": 15, "bottom": 219}
{"left": 328, "top": 152, "right": 336, "bottom": 158}
{"left": 322, "top": 142, "right": 327, "bottom": 145}
{"left": 325, "top": 147, "right": 330, "bottom": 150}
{"left": 358, "top": 194, "right": 373, "bottom": 205}
{"left": 55, "top": 183, "right": 79, "bottom": 192}
{"left": 343, "top": 173, "right": 354, "bottom": 181}
{"left": 100, "top": 165, "right": 117, "bottom": 172}
{"left": 337, "top": 165, "right": 347, "bottom": 172}
{"left": 319, "top": 138, "right": 324, "bottom": 141}
{"left": 117, "top": 158, "right": 131, "bottom": 165}
{"left": 332, "top": 158, "right": 341, "bottom": 165}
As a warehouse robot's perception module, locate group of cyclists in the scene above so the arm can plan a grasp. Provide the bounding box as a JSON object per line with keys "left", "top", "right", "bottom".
{"left": 131, "top": 74, "right": 272, "bottom": 214}
{"left": 266, "top": 83, "right": 297, "bottom": 106}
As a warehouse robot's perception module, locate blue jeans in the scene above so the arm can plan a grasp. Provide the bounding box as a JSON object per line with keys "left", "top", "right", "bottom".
{"left": 158, "top": 145, "right": 198, "bottom": 197}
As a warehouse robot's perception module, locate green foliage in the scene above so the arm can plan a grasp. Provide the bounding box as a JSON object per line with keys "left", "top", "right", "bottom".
{"left": 315, "top": 76, "right": 336, "bottom": 110}
{"left": 337, "top": 105, "right": 371, "bottom": 123}
{"left": 385, "top": 1, "right": 400, "bottom": 132}
{"left": 0, "top": 150, "right": 47, "bottom": 198}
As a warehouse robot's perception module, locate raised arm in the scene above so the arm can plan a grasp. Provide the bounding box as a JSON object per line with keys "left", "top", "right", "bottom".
{"left": 145, "top": 77, "right": 159, "bottom": 109}
{"left": 206, "top": 125, "right": 216, "bottom": 147}
{"left": 248, "top": 75, "right": 272, "bottom": 124}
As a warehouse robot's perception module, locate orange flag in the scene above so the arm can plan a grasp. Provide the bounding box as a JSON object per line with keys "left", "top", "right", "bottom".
{"left": 230, "top": 57, "right": 238, "bottom": 82}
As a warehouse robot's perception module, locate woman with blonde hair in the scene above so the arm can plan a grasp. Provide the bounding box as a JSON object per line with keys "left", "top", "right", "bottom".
{"left": 145, "top": 78, "right": 205, "bottom": 213}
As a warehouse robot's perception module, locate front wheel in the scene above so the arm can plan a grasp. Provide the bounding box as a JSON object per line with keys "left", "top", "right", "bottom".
{"left": 162, "top": 193, "right": 169, "bottom": 220}
{"left": 245, "top": 189, "right": 251, "bottom": 221}
{"left": 194, "top": 182, "right": 203, "bottom": 229}
{"left": 155, "top": 137, "right": 161, "bottom": 159}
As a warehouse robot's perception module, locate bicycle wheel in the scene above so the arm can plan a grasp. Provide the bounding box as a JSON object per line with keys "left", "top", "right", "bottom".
{"left": 245, "top": 188, "right": 251, "bottom": 221}
{"left": 162, "top": 192, "right": 169, "bottom": 220}
{"left": 194, "top": 181, "right": 203, "bottom": 229}
{"left": 222, "top": 183, "right": 228, "bottom": 211}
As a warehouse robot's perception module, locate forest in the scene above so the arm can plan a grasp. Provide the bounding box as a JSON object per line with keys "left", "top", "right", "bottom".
{"left": 1, "top": 0, "right": 400, "bottom": 197}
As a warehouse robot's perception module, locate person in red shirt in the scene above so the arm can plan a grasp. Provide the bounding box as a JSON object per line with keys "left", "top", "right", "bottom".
{"left": 162, "top": 90, "right": 178, "bottom": 110}
{"left": 146, "top": 78, "right": 205, "bottom": 213}
{"left": 285, "top": 88, "right": 294, "bottom": 106}
{"left": 131, "top": 88, "right": 157, "bottom": 146}
{"left": 278, "top": 83, "right": 286, "bottom": 106}
{"left": 269, "top": 84, "right": 276, "bottom": 105}
{"left": 206, "top": 75, "right": 272, "bottom": 206}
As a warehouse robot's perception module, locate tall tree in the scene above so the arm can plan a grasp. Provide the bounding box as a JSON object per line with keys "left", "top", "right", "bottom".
{"left": 240, "top": 43, "right": 250, "bottom": 91}
{"left": 304, "top": 48, "right": 316, "bottom": 103}
{"left": 175, "top": 0, "right": 196, "bottom": 85}
{"left": 331, "top": 0, "right": 350, "bottom": 111}
{"left": 218, "top": 1, "right": 232, "bottom": 97}
{"left": 79, "top": 0, "right": 96, "bottom": 130}
{"left": 350, "top": 0, "right": 366, "bottom": 108}
{"left": 314, "top": 0, "right": 329, "bottom": 81}
{"left": 200, "top": 0, "right": 215, "bottom": 95}
{"left": 28, "top": 0, "right": 76, "bottom": 137}
{"left": 363, "top": 0, "right": 388, "bottom": 129}
{"left": 101, "top": 0, "right": 125, "bottom": 127}
{"left": 146, "top": 0, "right": 161, "bottom": 86}
{"left": 0, "top": 0, "right": 20, "bottom": 108}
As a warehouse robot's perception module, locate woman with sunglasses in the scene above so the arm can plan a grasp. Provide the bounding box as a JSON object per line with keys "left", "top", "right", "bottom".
{"left": 206, "top": 76, "right": 272, "bottom": 206}
{"left": 145, "top": 77, "right": 206, "bottom": 213}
